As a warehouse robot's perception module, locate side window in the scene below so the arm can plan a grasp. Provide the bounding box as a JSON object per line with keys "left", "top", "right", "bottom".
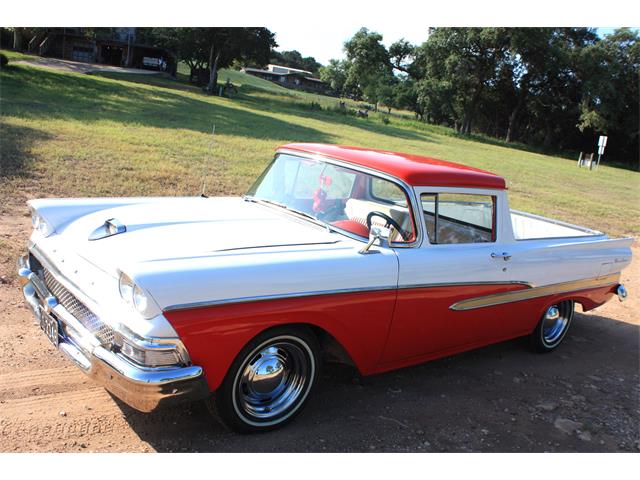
{"left": 371, "top": 177, "right": 408, "bottom": 205}
{"left": 421, "top": 193, "right": 496, "bottom": 244}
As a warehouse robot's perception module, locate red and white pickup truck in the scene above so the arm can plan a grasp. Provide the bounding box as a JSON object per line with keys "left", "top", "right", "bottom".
{"left": 18, "top": 143, "right": 631, "bottom": 432}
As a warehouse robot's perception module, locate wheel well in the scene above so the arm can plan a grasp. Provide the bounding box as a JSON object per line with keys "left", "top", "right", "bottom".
{"left": 257, "top": 323, "right": 357, "bottom": 369}
{"left": 306, "top": 324, "right": 357, "bottom": 368}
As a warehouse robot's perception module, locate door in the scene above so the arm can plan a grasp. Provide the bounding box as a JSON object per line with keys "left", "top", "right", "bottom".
{"left": 381, "top": 188, "right": 523, "bottom": 365}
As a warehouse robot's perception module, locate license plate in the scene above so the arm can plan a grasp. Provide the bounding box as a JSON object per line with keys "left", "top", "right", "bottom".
{"left": 39, "top": 308, "right": 59, "bottom": 347}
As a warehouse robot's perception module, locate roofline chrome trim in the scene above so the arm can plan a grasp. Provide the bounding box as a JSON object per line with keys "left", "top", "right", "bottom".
{"left": 275, "top": 149, "right": 425, "bottom": 249}
{"left": 449, "top": 273, "right": 620, "bottom": 311}
{"left": 163, "top": 281, "right": 532, "bottom": 312}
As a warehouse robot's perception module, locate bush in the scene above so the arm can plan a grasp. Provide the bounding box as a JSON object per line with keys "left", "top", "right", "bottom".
{"left": 329, "top": 104, "right": 356, "bottom": 116}
{"left": 0, "top": 53, "right": 8, "bottom": 68}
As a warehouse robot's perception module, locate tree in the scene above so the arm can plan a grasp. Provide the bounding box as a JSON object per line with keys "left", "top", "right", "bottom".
{"left": 203, "top": 28, "right": 276, "bottom": 94}
{"left": 386, "top": 27, "right": 637, "bottom": 167}
{"left": 501, "top": 28, "right": 555, "bottom": 142}
{"left": 578, "top": 28, "right": 639, "bottom": 168}
{"left": 151, "top": 28, "right": 208, "bottom": 82}
{"left": 343, "top": 28, "right": 394, "bottom": 108}
{"left": 394, "top": 77, "right": 423, "bottom": 119}
{"left": 389, "top": 39, "right": 415, "bottom": 74}
{"left": 151, "top": 28, "right": 276, "bottom": 93}
{"left": 413, "top": 28, "right": 509, "bottom": 134}
{"left": 319, "top": 59, "right": 348, "bottom": 94}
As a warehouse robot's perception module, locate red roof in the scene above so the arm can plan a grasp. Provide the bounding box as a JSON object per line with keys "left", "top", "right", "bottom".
{"left": 278, "top": 143, "right": 506, "bottom": 190}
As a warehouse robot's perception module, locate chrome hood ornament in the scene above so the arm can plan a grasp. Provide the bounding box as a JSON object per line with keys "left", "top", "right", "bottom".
{"left": 88, "top": 218, "right": 126, "bottom": 241}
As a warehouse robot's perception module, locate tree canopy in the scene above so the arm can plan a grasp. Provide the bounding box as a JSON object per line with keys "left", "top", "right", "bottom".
{"left": 325, "top": 27, "right": 639, "bottom": 168}
{"left": 149, "top": 27, "right": 276, "bottom": 92}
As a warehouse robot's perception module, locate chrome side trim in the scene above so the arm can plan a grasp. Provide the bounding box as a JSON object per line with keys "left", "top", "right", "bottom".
{"left": 164, "top": 280, "right": 534, "bottom": 312}
{"left": 449, "top": 273, "right": 620, "bottom": 311}
{"left": 164, "top": 285, "right": 398, "bottom": 312}
{"left": 398, "top": 280, "right": 533, "bottom": 290}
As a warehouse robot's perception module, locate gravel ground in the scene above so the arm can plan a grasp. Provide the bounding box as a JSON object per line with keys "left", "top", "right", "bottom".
{"left": 0, "top": 200, "right": 638, "bottom": 452}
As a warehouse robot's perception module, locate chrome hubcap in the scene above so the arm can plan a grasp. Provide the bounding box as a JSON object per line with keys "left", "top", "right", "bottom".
{"left": 542, "top": 303, "right": 570, "bottom": 345}
{"left": 236, "top": 340, "right": 310, "bottom": 421}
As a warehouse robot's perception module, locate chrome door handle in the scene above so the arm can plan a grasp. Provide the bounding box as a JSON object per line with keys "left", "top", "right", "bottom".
{"left": 491, "top": 252, "right": 511, "bottom": 261}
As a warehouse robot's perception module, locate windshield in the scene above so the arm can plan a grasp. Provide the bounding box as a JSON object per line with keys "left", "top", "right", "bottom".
{"left": 246, "top": 153, "right": 416, "bottom": 243}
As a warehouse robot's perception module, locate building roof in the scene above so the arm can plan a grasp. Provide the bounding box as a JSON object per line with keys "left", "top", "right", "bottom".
{"left": 277, "top": 143, "right": 506, "bottom": 190}
{"left": 268, "top": 64, "right": 313, "bottom": 75}
{"left": 242, "top": 67, "right": 277, "bottom": 75}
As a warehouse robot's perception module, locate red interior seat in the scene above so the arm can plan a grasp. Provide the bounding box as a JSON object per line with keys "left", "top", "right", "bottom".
{"left": 331, "top": 219, "right": 370, "bottom": 238}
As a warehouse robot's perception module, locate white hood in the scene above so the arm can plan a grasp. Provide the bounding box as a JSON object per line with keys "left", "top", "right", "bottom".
{"left": 28, "top": 196, "right": 398, "bottom": 320}
{"left": 52, "top": 197, "right": 340, "bottom": 276}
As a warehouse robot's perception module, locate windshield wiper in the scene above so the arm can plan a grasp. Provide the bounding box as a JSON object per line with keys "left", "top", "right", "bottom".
{"left": 243, "top": 195, "right": 335, "bottom": 233}
{"left": 243, "top": 195, "right": 289, "bottom": 210}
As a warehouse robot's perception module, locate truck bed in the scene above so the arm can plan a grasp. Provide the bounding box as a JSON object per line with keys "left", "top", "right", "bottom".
{"left": 510, "top": 210, "right": 604, "bottom": 240}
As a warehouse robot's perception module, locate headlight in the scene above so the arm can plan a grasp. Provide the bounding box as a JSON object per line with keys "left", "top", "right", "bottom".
{"left": 133, "top": 284, "right": 148, "bottom": 312}
{"left": 30, "top": 210, "right": 54, "bottom": 237}
{"left": 118, "top": 273, "right": 135, "bottom": 303}
{"left": 118, "top": 273, "right": 152, "bottom": 316}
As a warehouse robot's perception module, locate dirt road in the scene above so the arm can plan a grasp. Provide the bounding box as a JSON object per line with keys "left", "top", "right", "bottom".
{"left": 13, "top": 57, "right": 162, "bottom": 75}
{"left": 0, "top": 200, "right": 638, "bottom": 452}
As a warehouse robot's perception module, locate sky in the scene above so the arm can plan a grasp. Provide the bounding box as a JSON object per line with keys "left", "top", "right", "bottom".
{"left": 269, "top": 26, "right": 635, "bottom": 66}
{"left": 268, "top": 23, "right": 430, "bottom": 65}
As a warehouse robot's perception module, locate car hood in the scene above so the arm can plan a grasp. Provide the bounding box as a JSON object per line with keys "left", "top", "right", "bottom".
{"left": 56, "top": 197, "right": 342, "bottom": 276}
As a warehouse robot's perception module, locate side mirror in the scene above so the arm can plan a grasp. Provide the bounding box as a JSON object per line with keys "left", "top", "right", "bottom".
{"left": 359, "top": 225, "right": 391, "bottom": 254}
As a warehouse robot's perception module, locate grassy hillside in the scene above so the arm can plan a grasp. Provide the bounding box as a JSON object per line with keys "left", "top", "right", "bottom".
{"left": 1, "top": 60, "right": 638, "bottom": 237}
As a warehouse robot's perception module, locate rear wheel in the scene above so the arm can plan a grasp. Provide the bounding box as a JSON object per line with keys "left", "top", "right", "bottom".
{"left": 531, "top": 300, "right": 574, "bottom": 352}
{"left": 209, "top": 326, "right": 320, "bottom": 433}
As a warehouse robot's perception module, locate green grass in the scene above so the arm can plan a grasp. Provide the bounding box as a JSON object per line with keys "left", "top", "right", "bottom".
{"left": 1, "top": 49, "right": 40, "bottom": 62}
{"left": 1, "top": 60, "right": 639, "bottom": 238}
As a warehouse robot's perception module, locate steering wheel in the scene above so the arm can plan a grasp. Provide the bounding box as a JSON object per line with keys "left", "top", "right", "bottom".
{"left": 366, "top": 211, "right": 411, "bottom": 241}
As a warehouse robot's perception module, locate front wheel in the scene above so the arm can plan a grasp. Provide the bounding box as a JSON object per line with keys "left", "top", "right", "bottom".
{"left": 531, "top": 300, "right": 575, "bottom": 352}
{"left": 209, "top": 326, "right": 320, "bottom": 433}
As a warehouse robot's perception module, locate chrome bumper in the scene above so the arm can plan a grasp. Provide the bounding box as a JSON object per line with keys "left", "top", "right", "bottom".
{"left": 17, "top": 253, "right": 210, "bottom": 412}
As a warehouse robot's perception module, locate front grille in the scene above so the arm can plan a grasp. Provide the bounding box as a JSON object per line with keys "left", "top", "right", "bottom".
{"left": 42, "top": 268, "right": 115, "bottom": 346}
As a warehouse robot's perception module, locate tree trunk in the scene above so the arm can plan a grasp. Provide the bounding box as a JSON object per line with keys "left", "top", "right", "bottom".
{"left": 186, "top": 61, "right": 195, "bottom": 83}
{"left": 543, "top": 124, "right": 554, "bottom": 150}
{"left": 206, "top": 45, "right": 221, "bottom": 95}
{"left": 460, "top": 87, "right": 483, "bottom": 135}
{"left": 506, "top": 76, "right": 529, "bottom": 143}
{"left": 13, "top": 29, "right": 23, "bottom": 51}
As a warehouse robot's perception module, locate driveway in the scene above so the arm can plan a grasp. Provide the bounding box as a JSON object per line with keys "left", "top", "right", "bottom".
{"left": 14, "top": 57, "right": 161, "bottom": 75}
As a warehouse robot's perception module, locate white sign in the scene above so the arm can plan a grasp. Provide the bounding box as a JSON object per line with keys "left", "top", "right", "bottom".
{"left": 598, "top": 135, "right": 608, "bottom": 147}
